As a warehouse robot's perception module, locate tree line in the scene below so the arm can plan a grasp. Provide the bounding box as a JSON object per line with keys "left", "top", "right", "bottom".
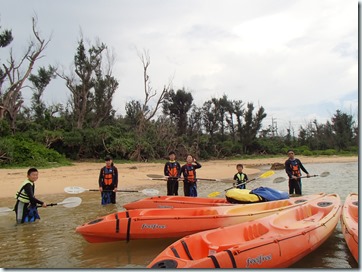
{"left": 0, "top": 18, "right": 358, "bottom": 166}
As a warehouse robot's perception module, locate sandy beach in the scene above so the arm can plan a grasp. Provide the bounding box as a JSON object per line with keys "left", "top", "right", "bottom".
{"left": 1, "top": 155, "right": 357, "bottom": 199}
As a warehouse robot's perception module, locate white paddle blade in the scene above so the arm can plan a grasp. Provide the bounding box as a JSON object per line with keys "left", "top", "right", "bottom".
{"left": 273, "top": 177, "right": 286, "bottom": 183}
{"left": 141, "top": 189, "right": 159, "bottom": 196}
{"left": 64, "top": 186, "right": 87, "bottom": 194}
{"left": 0, "top": 207, "right": 13, "bottom": 215}
{"left": 58, "top": 197, "right": 82, "bottom": 208}
{"left": 320, "top": 171, "right": 330, "bottom": 177}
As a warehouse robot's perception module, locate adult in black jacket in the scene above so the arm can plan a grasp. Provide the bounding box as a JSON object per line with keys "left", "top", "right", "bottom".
{"left": 285, "top": 150, "right": 310, "bottom": 195}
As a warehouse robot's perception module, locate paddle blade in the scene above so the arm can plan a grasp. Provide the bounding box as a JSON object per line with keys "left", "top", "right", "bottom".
{"left": 320, "top": 171, "right": 330, "bottom": 177}
{"left": 273, "top": 177, "right": 286, "bottom": 183}
{"left": 220, "top": 178, "right": 235, "bottom": 183}
{"left": 147, "top": 174, "right": 165, "bottom": 178}
{"left": 141, "top": 189, "right": 159, "bottom": 196}
{"left": 208, "top": 191, "right": 220, "bottom": 198}
{"left": 0, "top": 207, "right": 13, "bottom": 215}
{"left": 259, "top": 170, "right": 275, "bottom": 178}
{"left": 58, "top": 197, "right": 82, "bottom": 208}
{"left": 64, "top": 186, "right": 87, "bottom": 194}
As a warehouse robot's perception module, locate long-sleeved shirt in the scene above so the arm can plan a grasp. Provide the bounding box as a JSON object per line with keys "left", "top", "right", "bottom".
{"left": 180, "top": 162, "right": 202, "bottom": 182}
{"left": 285, "top": 158, "right": 309, "bottom": 178}
{"left": 98, "top": 166, "right": 119, "bottom": 187}
{"left": 164, "top": 161, "right": 181, "bottom": 178}
{"left": 22, "top": 182, "right": 44, "bottom": 206}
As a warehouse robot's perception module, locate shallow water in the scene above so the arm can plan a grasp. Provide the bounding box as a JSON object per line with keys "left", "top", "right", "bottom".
{"left": 0, "top": 162, "right": 358, "bottom": 268}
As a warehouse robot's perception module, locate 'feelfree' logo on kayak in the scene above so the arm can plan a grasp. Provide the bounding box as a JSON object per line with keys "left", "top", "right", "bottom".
{"left": 141, "top": 224, "right": 166, "bottom": 229}
{"left": 246, "top": 254, "right": 272, "bottom": 267}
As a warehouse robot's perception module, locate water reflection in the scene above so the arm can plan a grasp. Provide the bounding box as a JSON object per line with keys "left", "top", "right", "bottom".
{"left": 0, "top": 162, "right": 358, "bottom": 268}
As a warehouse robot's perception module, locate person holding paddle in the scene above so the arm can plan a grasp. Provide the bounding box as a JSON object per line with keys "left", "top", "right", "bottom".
{"left": 98, "top": 155, "right": 119, "bottom": 205}
{"left": 164, "top": 151, "right": 181, "bottom": 196}
{"left": 14, "top": 168, "right": 47, "bottom": 224}
{"left": 181, "top": 154, "right": 202, "bottom": 197}
{"left": 285, "top": 150, "right": 310, "bottom": 195}
{"left": 233, "top": 163, "right": 249, "bottom": 189}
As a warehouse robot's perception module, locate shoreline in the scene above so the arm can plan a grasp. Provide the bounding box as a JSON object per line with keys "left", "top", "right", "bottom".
{"left": 1, "top": 155, "right": 357, "bottom": 199}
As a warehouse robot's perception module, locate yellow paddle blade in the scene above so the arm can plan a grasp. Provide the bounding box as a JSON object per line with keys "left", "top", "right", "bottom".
{"left": 259, "top": 170, "right": 275, "bottom": 178}
{"left": 207, "top": 191, "right": 220, "bottom": 198}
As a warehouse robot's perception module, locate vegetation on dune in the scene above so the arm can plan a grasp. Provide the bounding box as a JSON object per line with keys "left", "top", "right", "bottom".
{"left": 0, "top": 18, "right": 358, "bottom": 168}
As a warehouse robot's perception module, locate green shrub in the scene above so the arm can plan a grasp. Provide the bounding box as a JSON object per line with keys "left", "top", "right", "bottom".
{"left": 320, "top": 149, "right": 337, "bottom": 156}
{"left": 301, "top": 150, "right": 313, "bottom": 156}
{"left": 0, "top": 137, "right": 70, "bottom": 168}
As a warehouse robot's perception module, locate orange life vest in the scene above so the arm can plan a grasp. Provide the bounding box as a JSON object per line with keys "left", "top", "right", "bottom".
{"left": 290, "top": 161, "right": 301, "bottom": 177}
{"left": 168, "top": 165, "right": 178, "bottom": 178}
{"left": 184, "top": 164, "right": 196, "bottom": 183}
{"left": 102, "top": 166, "right": 114, "bottom": 185}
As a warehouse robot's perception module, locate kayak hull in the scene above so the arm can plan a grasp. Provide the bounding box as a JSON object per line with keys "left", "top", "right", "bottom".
{"left": 340, "top": 192, "right": 358, "bottom": 263}
{"left": 123, "top": 195, "right": 232, "bottom": 210}
{"left": 76, "top": 193, "right": 325, "bottom": 243}
{"left": 148, "top": 193, "right": 341, "bottom": 268}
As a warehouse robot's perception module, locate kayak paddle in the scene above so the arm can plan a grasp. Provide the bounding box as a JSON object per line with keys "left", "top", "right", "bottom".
{"left": 146, "top": 174, "right": 225, "bottom": 182}
{"left": 207, "top": 170, "right": 275, "bottom": 198}
{"left": 0, "top": 197, "right": 82, "bottom": 215}
{"left": 273, "top": 171, "right": 330, "bottom": 183}
{"left": 64, "top": 186, "right": 159, "bottom": 196}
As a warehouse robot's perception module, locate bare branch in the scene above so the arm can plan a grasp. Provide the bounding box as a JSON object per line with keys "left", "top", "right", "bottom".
{"left": 0, "top": 17, "right": 51, "bottom": 131}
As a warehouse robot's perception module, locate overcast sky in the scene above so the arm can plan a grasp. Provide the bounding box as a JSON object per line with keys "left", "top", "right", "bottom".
{"left": 0, "top": 0, "right": 358, "bottom": 134}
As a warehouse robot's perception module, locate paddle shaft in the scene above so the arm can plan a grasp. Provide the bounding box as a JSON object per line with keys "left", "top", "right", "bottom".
{"left": 288, "top": 174, "right": 319, "bottom": 180}
{"left": 0, "top": 199, "right": 78, "bottom": 213}
{"left": 95, "top": 189, "right": 139, "bottom": 193}
{"left": 224, "top": 170, "right": 275, "bottom": 191}
{"left": 224, "top": 178, "right": 254, "bottom": 191}
{"left": 150, "top": 177, "right": 219, "bottom": 182}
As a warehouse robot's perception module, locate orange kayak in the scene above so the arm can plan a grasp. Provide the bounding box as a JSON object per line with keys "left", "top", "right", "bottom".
{"left": 76, "top": 193, "right": 325, "bottom": 243}
{"left": 340, "top": 193, "right": 358, "bottom": 263}
{"left": 123, "top": 195, "right": 231, "bottom": 210}
{"left": 148, "top": 193, "right": 341, "bottom": 268}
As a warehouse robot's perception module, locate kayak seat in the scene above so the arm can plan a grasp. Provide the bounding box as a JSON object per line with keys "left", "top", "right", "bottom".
{"left": 203, "top": 223, "right": 269, "bottom": 255}
{"left": 264, "top": 199, "right": 290, "bottom": 210}
{"left": 243, "top": 223, "right": 269, "bottom": 241}
{"left": 271, "top": 205, "right": 326, "bottom": 230}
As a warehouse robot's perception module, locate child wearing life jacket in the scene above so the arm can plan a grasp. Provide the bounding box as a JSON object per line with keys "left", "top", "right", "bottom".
{"left": 233, "top": 163, "right": 249, "bottom": 189}
{"left": 98, "top": 155, "right": 119, "bottom": 205}
{"left": 164, "top": 151, "right": 181, "bottom": 196}
{"left": 284, "top": 150, "right": 310, "bottom": 195}
{"left": 14, "top": 168, "right": 47, "bottom": 224}
{"left": 180, "top": 154, "right": 202, "bottom": 197}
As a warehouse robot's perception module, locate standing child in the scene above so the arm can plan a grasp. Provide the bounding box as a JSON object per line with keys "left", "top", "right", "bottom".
{"left": 164, "top": 151, "right": 181, "bottom": 196}
{"left": 233, "top": 164, "right": 249, "bottom": 189}
{"left": 98, "top": 155, "right": 119, "bottom": 205}
{"left": 14, "top": 168, "right": 47, "bottom": 224}
{"left": 180, "top": 154, "right": 202, "bottom": 197}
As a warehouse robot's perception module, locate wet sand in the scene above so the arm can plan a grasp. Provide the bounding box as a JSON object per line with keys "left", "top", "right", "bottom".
{"left": 0, "top": 155, "right": 357, "bottom": 198}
